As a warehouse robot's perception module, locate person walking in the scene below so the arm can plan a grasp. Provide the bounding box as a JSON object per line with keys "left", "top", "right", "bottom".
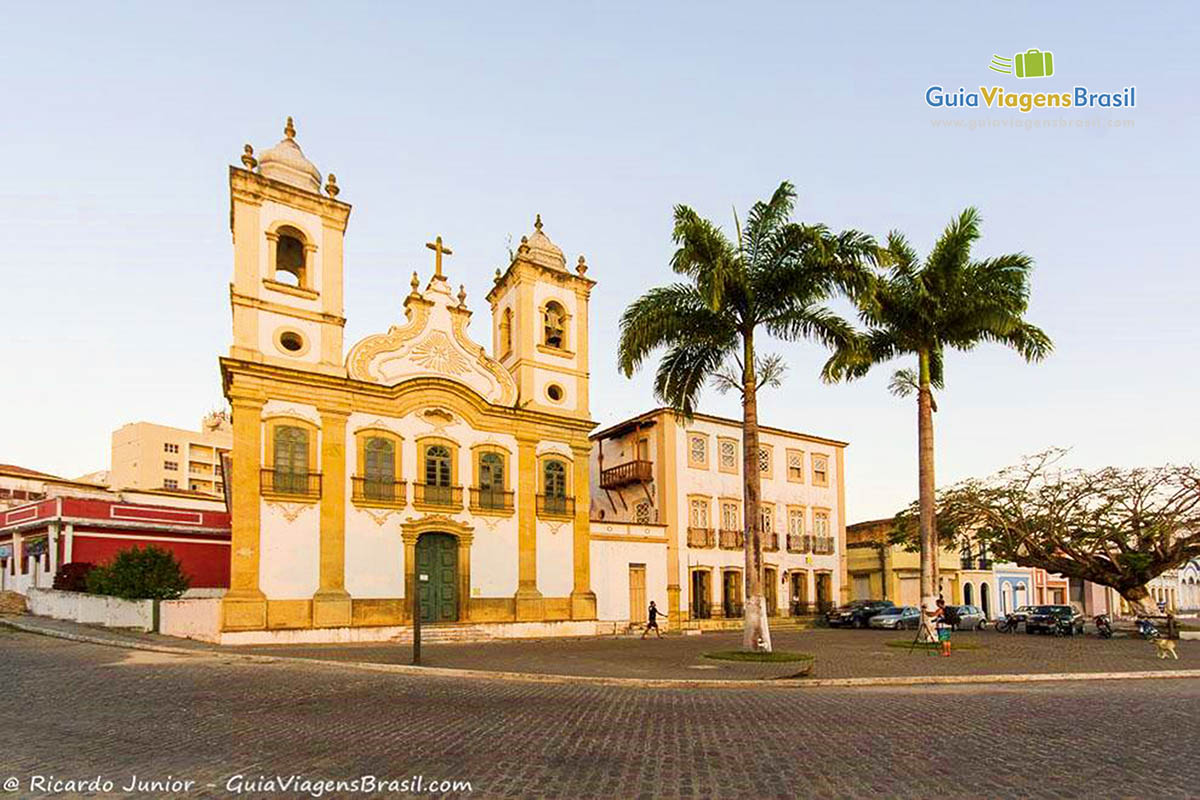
{"left": 641, "top": 600, "right": 667, "bottom": 639}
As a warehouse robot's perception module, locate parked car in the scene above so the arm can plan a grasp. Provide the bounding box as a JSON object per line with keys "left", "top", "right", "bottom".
{"left": 868, "top": 605, "right": 921, "bottom": 630}
{"left": 827, "top": 600, "right": 894, "bottom": 628}
{"left": 945, "top": 604, "right": 987, "bottom": 631}
{"left": 1012, "top": 605, "right": 1035, "bottom": 623}
{"left": 1025, "top": 604, "right": 1085, "bottom": 635}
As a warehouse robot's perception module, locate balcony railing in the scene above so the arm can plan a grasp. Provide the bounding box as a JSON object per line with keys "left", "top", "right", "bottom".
{"left": 599, "top": 460, "right": 653, "bottom": 489}
{"left": 687, "top": 527, "right": 715, "bottom": 548}
{"left": 764, "top": 532, "right": 779, "bottom": 552}
{"left": 260, "top": 469, "right": 321, "bottom": 499}
{"left": 812, "top": 536, "right": 835, "bottom": 555}
{"left": 719, "top": 529, "right": 744, "bottom": 550}
{"left": 537, "top": 494, "right": 575, "bottom": 517}
{"left": 413, "top": 483, "right": 463, "bottom": 509}
{"left": 470, "top": 487, "right": 514, "bottom": 513}
{"left": 352, "top": 477, "right": 406, "bottom": 506}
{"left": 787, "top": 533, "right": 811, "bottom": 553}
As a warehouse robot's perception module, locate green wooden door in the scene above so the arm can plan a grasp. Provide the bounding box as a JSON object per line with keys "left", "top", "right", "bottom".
{"left": 416, "top": 533, "right": 458, "bottom": 623}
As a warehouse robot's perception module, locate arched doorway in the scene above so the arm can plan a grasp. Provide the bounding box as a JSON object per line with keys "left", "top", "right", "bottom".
{"left": 415, "top": 533, "right": 459, "bottom": 623}
{"left": 963, "top": 582, "right": 974, "bottom": 606}
{"left": 980, "top": 582, "right": 991, "bottom": 618}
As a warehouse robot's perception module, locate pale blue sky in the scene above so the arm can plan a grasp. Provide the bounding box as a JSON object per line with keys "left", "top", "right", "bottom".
{"left": 1, "top": 2, "right": 1196, "bottom": 520}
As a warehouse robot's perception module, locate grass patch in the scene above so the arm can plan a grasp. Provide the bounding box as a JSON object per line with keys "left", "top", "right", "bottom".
{"left": 703, "top": 650, "right": 814, "bottom": 663}
{"left": 885, "top": 640, "right": 985, "bottom": 651}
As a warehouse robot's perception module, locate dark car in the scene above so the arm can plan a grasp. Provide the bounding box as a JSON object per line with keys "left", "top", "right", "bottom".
{"left": 827, "top": 600, "right": 894, "bottom": 628}
{"left": 1025, "top": 604, "right": 1085, "bottom": 635}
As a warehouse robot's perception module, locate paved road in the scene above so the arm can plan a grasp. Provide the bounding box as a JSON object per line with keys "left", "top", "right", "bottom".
{"left": 2, "top": 628, "right": 1198, "bottom": 799}
{"left": 239, "top": 627, "right": 1199, "bottom": 681}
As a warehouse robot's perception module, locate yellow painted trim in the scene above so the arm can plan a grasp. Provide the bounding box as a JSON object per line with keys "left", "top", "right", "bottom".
{"left": 836, "top": 447, "right": 848, "bottom": 604}
{"left": 536, "top": 343, "right": 576, "bottom": 358}
{"left": 659, "top": 415, "right": 681, "bottom": 619}
{"left": 538, "top": 298, "right": 572, "bottom": 352}
{"left": 263, "top": 279, "right": 320, "bottom": 301}
{"left": 314, "top": 408, "right": 351, "bottom": 627}
{"left": 685, "top": 431, "right": 710, "bottom": 470}
{"left": 589, "top": 534, "right": 668, "bottom": 544}
{"left": 271, "top": 326, "right": 312, "bottom": 358}
{"left": 758, "top": 442, "right": 774, "bottom": 480}
{"left": 785, "top": 448, "right": 806, "bottom": 483}
{"left": 686, "top": 494, "right": 712, "bottom": 528}
{"left": 716, "top": 436, "right": 739, "bottom": 475}
{"left": 812, "top": 453, "right": 830, "bottom": 487}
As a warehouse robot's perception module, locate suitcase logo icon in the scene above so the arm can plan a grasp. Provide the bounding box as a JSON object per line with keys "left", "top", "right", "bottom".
{"left": 989, "top": 49, "right": 1055, "bottom": 79}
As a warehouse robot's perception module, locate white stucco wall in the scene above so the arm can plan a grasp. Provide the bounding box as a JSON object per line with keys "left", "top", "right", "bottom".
{"left": 590, "top": 536, "right": 668, "bottom": 622}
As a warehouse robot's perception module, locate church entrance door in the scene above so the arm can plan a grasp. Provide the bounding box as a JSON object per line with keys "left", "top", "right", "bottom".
{"left": 416, "top": 533, "right": 459, "bottom": 623}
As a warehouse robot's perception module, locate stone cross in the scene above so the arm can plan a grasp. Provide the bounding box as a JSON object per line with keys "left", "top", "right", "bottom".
{"left": 425, "top": 236, "right": 453, "bottom": 278}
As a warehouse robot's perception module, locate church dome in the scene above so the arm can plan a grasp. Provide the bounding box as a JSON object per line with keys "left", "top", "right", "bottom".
{"left": 257, "top": 117, "right": 322, "bottom": 193}
{"left": 522, "top": 215, "right": 566, "bottom": 270}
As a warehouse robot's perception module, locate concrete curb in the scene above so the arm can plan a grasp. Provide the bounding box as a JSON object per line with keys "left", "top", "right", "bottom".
{"left": 5, "top": 616, "right": 1199, "bottom": 690}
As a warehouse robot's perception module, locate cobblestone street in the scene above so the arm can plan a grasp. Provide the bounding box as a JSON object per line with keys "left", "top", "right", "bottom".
{"left": 3, "top": 628, "right": 1199, "bottom": 799}
{"left": 240, "top": 626, "right": 1200, "bottom": 681}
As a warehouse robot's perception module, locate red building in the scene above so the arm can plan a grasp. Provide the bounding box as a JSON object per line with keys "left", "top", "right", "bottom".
{"left": 0, "top": 493, "right": 230, "bottom": 594}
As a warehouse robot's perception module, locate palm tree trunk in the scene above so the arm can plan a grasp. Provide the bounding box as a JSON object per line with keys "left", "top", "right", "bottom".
{"left": 741, "top": 329, "right": 772, "bottom": 652}
{"left": 917, "top": 350, "right": 938, "bottom": 640}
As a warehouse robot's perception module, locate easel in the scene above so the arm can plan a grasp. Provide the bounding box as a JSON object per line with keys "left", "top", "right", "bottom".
{"left": 908, "top": 612, "right": 939, "bottom": 656}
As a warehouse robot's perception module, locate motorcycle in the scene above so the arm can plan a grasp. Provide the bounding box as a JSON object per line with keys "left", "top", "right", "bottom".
{"left": 994, "top": 613, "right": 1019, "bottom": 633}
{"left": 1094, "top": 614, "right": 1113, "bottom": 639}
{"left": 1135, "top": 618, "right": 1160, "bottom": 640}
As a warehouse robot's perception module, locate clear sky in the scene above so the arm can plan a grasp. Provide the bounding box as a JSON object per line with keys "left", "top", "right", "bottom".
{"left": 1, "top": 2, "right": 1196, "bottom": 521}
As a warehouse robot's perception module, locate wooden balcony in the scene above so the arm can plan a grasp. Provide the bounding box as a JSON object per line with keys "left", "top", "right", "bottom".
{"left": 599, "top": 459, "right": 653, "bottom": 489}
{"left": 787, "top": 533, "right": 811, "bottom": 553}
{"left": 719, "top": 529, "right": 744, "bottom": 550}
{"left": 686, "top": 527, "right": 715, "bottom": 548}
{"left": 813, "top": 536, "right": 835, "bottom": 555}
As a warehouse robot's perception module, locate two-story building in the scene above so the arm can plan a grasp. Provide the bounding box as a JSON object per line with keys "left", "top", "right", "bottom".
{"left": 588, "top": 409, "right": 848, "bottom": 626}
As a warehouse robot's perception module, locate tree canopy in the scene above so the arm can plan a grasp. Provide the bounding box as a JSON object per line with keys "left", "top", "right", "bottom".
{"left": 894, "top": 450, "right": 1200, "bottom": 615}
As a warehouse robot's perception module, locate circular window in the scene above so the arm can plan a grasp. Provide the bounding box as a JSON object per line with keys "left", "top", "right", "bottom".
{"left": 274, "top": 331, "right": 307, "bottom": 357}
{"left": 546, "top": 384, "right": 564, "bottom": 402}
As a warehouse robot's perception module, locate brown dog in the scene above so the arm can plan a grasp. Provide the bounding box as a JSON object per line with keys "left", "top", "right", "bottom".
{"left": 1154, "top": 638, "right": 1179, "bottom": 660}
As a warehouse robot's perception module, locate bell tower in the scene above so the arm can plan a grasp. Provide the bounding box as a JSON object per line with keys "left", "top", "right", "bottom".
{"left": 228, "top": 117, "right": 351, "bottom": 376}
{"left": 485, "top": 216, "right": 594, "bottom": 419}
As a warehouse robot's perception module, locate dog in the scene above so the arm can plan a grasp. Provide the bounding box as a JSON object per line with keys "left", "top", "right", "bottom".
{"left": 1154, "top": 637, "right": 1179, "bottom": 660}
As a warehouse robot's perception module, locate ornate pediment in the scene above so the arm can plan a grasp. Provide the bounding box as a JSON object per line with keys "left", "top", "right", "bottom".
{"left": 346, "top": 270, "right": 517, "bottom": 406}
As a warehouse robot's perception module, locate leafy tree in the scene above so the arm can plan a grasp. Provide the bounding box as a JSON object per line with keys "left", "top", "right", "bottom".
{"left": 618, "top": 181, "right": 874, "bottom": 651}
{"left": 85, "top": 545, "right": 190, "bottom": 601}
{"left": 823, "top": 208, "right": 1051, "bottom": 631}
{"left": 896, "top": 450, "right": 1200, "bottom": 617}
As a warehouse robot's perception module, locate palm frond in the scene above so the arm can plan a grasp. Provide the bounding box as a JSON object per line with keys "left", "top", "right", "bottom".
{"left": 617, "top": 284, "right": 733, "bottom": 377}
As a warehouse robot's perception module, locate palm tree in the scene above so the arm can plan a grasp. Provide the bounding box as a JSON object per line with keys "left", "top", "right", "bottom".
{"left": 823, "top": 208, "right": 1052, "bottom": 633}
{"left": 618, "top": 182, "right": 875, "bottom": 652}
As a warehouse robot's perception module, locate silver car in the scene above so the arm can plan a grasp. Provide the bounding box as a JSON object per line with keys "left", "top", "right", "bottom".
{"left": 947, "top": 604, "right": 987, "bottom": 631}
{"left": 868, "top": 605, "right": 921, "bottom": 630}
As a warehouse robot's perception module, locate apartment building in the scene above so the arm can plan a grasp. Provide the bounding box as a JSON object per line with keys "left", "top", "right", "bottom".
{"left": 110, "top": 413, "right": 232, "bottom": 496}
{"left": 588, "top": 408, "right": 848, "bottom": 625}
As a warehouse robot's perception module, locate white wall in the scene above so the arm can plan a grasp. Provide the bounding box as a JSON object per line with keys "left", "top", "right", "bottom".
{"left": 159, "top": 597, "right": 221, "bottom": 642}
{"left": 590, "top": 537, "right": 668, "bottom": 622}
{"left": 27, "top": 588, "right": 155, "bottom": 632}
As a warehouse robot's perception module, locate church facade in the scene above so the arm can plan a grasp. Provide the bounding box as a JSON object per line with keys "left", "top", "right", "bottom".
{"left": 217, "top": 119, "right": 849, "bottom": 643}
{"left": 220, "top": 120, "right": 598, "bottom": 640}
